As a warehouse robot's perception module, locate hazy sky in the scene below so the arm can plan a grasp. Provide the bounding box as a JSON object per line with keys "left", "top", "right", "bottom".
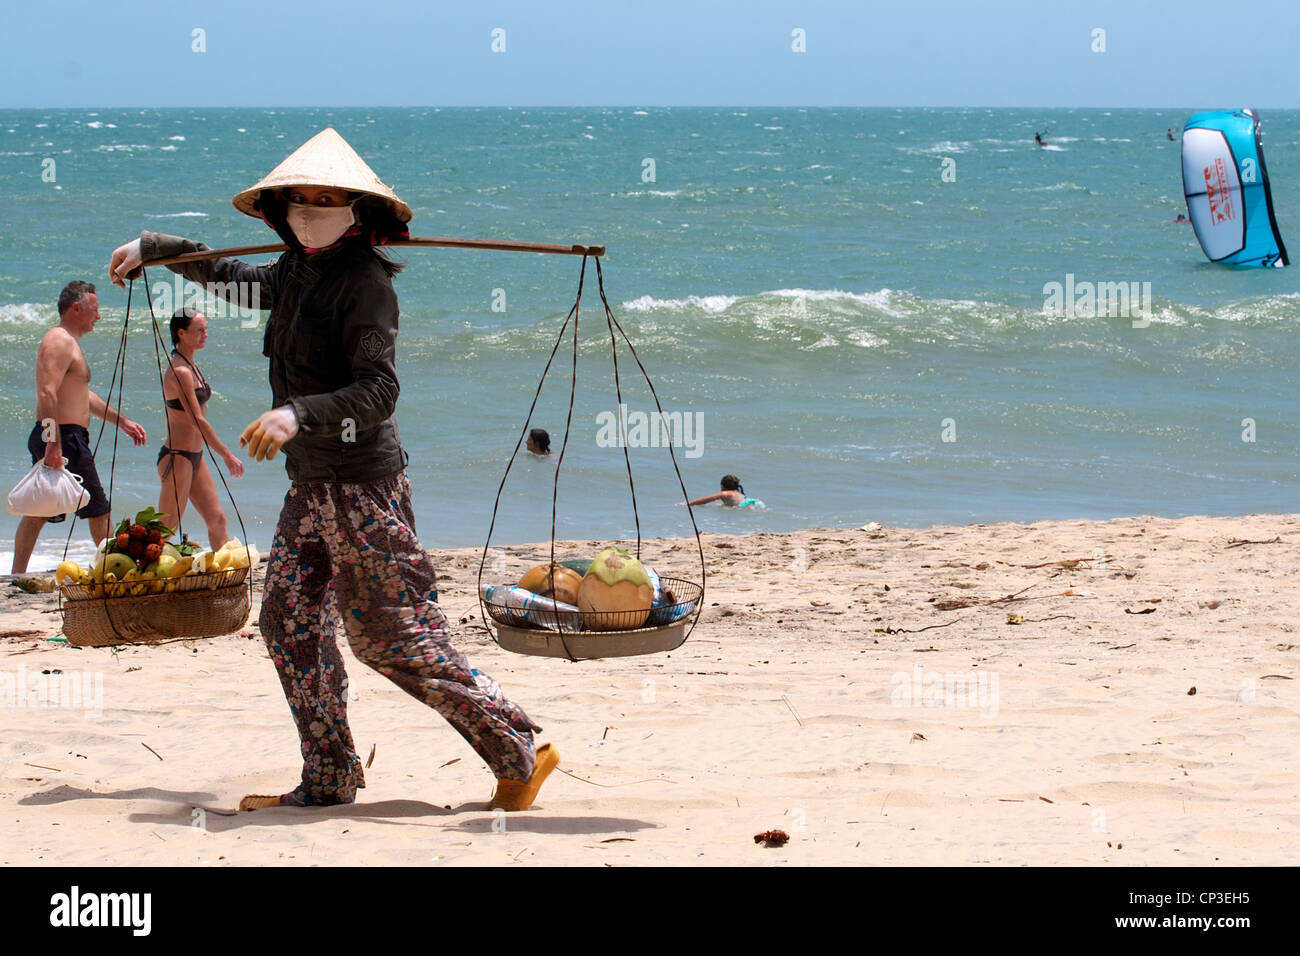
{"left": 3, "top": 0, "right": 1297, "bottom": 109}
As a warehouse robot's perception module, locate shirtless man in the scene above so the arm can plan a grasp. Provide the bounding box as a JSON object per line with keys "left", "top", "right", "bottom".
{"left": 11, "top": 281, "right": 146, "bottom": 572}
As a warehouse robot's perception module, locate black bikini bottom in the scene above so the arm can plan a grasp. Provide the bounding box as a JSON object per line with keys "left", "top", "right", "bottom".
{"left": 158, "top": 446, "right": 204, "bottom": 478}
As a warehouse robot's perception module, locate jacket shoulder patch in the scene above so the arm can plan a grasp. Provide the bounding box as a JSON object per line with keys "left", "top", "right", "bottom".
{"left": 359, "top": 329, "right": 385, "bottom": 361}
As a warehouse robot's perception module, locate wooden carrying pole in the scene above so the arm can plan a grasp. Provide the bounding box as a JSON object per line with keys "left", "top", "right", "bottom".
{"left": 146, "top": 236, "right": 604, "bottom": 267}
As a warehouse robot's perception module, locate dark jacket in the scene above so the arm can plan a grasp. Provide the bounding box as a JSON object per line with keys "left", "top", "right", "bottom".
{"left": 141, "top": 231, "right": 406, "bottom": 483}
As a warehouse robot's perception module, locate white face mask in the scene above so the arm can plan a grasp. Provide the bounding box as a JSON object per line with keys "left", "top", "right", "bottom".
{"left": 286, "top": 202, "right": 356, "bottom": 249}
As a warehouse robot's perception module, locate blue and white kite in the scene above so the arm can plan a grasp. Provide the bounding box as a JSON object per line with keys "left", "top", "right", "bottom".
{"left": 1182, "top": 108, "right": 1288, "bottom": 268}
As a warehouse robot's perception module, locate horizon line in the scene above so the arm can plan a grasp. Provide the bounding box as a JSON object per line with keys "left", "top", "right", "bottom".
{"left": 2, "top": 104, "right": 1294, "bottom": 112}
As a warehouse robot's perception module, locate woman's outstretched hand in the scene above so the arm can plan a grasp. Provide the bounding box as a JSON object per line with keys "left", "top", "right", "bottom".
{"left": 108, "top": 239, "right": 143, "bottom": 288}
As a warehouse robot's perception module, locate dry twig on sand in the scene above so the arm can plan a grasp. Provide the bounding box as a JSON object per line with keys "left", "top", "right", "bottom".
{"left": 1225, "top": 537, "right": 1282, "bottom": 549}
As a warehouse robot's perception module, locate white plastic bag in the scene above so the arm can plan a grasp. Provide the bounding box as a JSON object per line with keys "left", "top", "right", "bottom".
{"left": 6, "top": 460, "right": 91, "bottom": 517}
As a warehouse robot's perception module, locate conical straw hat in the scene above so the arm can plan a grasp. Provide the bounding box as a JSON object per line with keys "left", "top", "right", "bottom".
{"left": 232, "top": 127, "right": 412, "bottom": 223}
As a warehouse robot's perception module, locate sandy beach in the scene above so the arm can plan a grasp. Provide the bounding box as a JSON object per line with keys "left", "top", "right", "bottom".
{"left": 1, "top": 512, "right": 1297, "bottom": 867}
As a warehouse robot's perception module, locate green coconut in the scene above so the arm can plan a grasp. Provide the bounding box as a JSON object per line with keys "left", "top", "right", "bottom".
{"left": 577, "top": 547, "right": 654, "bottom": 630}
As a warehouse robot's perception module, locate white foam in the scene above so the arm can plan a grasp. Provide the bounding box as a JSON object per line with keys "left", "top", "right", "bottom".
{"left": 144, "top": 211, "right": 209, "bottom": 218}
{"left": 0, "top": 534, "right": 99, "bottom": 573}
{"left": 622, "top": 294, "right": 739, "bottom": 314}
{"left": 769, "top": 287, "right": 902, "bottom": 311}
{"left": 0, "top": 303, "right": 48, "bottom": 325}
{"left": 901, "top": 140, "right": 972, "bottom": 155}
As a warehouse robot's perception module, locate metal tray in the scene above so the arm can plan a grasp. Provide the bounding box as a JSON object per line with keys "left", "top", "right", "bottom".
{"left": 492, "top": 619, "right": 690, "bottom": 660}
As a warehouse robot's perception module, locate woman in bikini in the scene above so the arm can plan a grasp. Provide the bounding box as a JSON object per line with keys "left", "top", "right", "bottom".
{"left": 157, "top": 307, "right": 244, "bottom": 549}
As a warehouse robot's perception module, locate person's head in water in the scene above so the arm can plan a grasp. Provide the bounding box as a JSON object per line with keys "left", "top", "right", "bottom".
{"left": 527, "top": 428, "right": 551, "bottom": 455}
{"left": 170, "top": 307, "right": 208, "bottom": 351}
{"left": 721, "top": 474, "right": 745, "bottom": 495}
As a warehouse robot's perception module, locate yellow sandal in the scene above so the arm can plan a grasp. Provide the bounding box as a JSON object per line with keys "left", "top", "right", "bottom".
{"left": 490, "top": 743, "right": 560, "bottom": 811}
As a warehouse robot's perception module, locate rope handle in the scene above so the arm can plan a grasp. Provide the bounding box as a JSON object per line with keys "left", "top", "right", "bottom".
{"left": 58, "top": 274, "right": 256, "bottom": 637}
{"left": 476, "top": 256, "right": 707, "bottom": 659}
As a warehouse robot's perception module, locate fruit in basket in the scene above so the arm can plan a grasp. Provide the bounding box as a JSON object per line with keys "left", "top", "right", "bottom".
{"left": 143, "top": 542, "right": 162, "bottom": 563}
{"left": 518, "top": 563, "right": 582, "bottom": 606}
{"left": 216, "top": 541, "right": 260, "bottom": 570}
{"left": 168, "top": 555, "right": 195, "bottom": 577}
{"left": 103, "top": 552, "right": 137, "bottom": 581}
{"left": 577, "top": 547, "right": 654, "bottom": 630}
{"left": 55, "top": 561, "right": 82, "bottom": 587}
{"left": 105, "top": 509, "right": 175, "bottom": 557}
{"left": 162, "top": 542, "right": 182, "bottom": 561}
{"left": 560, "top": 558, "right": 593, "bottom": 577}
{"left": 148, "top": 555, "right": 178, "bottom": 578}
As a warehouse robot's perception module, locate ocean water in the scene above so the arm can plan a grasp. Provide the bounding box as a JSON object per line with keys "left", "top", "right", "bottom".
{"left": 2, "top": 106, "right": 1298, "bottom": 570}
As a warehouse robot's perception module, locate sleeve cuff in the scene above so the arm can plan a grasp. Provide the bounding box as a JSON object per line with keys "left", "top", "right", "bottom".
{"left": 286, "top": 398, "right": 310, "bottom": 433}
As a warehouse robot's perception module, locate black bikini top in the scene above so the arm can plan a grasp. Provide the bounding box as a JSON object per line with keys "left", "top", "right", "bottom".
{"left": 165, "top": 351, "right": 212, "bottom": 410}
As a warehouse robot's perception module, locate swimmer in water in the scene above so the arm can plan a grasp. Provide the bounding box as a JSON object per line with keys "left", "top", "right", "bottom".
{"left": 1175, "top": 213, "right": 1189, "bottom": 223}
{"left": 681, "top": 474, "right": 759, "bottom": 508}
{"left": 526, "top": 427, "right": 557, "bottom": 459}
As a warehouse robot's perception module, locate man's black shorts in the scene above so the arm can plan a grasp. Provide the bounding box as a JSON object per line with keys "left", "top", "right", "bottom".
{"left": 26, "top": 422, "right": 111, "bottom": 523}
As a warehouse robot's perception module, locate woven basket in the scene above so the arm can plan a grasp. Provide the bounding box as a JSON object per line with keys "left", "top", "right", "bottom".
{"left": 61, "top": 579, "right": 252, "bottom": 647}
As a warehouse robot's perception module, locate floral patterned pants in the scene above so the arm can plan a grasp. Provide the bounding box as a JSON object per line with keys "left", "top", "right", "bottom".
{"left": 258, "top": 471, "right": 541, "bottom": 804}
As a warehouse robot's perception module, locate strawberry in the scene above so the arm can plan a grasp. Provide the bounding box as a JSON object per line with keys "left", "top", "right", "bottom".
{"left": 128, "top": 539, "right": 145, "bottom": 559}
{"left": 147, "top": 529, "right": 162, "bottom": 545}
{"left": 116, "top": 532, "right": 131, "bottom": 551}
{"left": 143, "top": 543, "right": 162, "bottom": 563}
{"left": 130, "top": 524, "right": 148, "bottom": 540}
